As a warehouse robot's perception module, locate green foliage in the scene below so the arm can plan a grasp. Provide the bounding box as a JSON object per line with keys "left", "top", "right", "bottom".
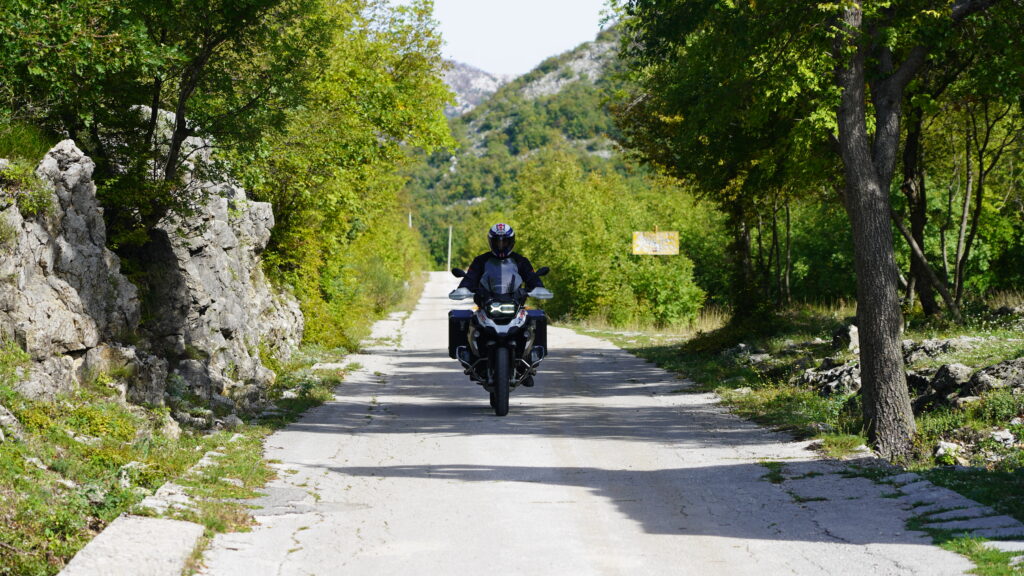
{"left": 0, "top": 339, "right": 29, "bottom": 390}
{"left": 0, "top": 0, "right": 161, "bottom": 123}
{"left": 975, "top": 389, "right": 1024, "bottom": 424}
{"left": 511, "top": 149, "right": 706, "bottom": 327}
{"left": 0, "top": 380, "right": 219, "bottom": 576}
{"left": 0, "top": 158, "right": 53, "bottom": 217}
{"left": 1, "top": 0, "right": 333, "bottom": 244}
{"left": 0, "top": 122, "right": 54, "bottom": 163}
{"left": 234, "top": 0, "right": 452, "bottom": 348}
{"left": 611, "top": 0, "right": 1023, "bottom": 315}
{"left": 405, "top": 31, "right": 733, "bottom": 325}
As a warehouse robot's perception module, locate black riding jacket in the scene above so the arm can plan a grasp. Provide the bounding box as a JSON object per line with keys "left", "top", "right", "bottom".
{"left": 457, "top": 252, "right": 544, "bottom": 292}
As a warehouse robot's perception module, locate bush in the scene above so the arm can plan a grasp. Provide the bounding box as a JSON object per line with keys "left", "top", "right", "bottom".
{"left": 0, "top": 121, "right": 54, "bottom": 162}
{"left": 0, "top": 158, "right": 53, "bottom": 217}
{"left": 511, "top": 148, "right": 707, "bottom": 328}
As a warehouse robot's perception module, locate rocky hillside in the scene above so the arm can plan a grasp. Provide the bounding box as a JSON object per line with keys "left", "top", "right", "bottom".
{"left": 457, "top": 27, "right": 621, "bottom": 153}
{"left": 443, "top": 61, "right": 509, "bottom": 117}
{"left": 0, "top": 140, "right": 302, "bottom": 424}
{"left": 405, "top": 27, "right": 631, "bottom": 266}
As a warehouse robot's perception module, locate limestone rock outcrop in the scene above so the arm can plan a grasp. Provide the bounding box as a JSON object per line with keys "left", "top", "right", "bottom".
{"left": 1, "top": 139, "right": 303, "bottom": 419}
{"left": 144, "top": 181, "right": 303, "bottom": 414}
{"left": 1, "top": 141, "right": 140, "bottom": 398}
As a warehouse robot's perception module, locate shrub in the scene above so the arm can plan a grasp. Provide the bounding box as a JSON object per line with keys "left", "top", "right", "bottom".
{"left": 0, "top": 158, "right": 53, "bottom": 217}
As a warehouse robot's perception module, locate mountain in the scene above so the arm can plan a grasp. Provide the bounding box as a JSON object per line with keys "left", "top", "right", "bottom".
{"left": 407, "top": 28, "right": 633, "bottom": 260}
{"left": 456, "top": 28, "right": 621, "bottom": 154}
{"left": 443, "top": 61, "right": 510, "bottom": 118}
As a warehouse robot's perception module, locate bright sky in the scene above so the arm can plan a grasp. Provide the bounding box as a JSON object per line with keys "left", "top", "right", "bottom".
{"left": 394, "top": 0, "right": 610, "bottom": 76}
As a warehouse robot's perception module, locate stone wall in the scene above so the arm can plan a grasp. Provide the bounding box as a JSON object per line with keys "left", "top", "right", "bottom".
{"left": 0, "top": 141, "right": 303, "bottom": 419}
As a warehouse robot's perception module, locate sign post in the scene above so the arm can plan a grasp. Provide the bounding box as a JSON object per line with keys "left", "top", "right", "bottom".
{"left": 447, "top": 226, "right": 453, "bottom": 271}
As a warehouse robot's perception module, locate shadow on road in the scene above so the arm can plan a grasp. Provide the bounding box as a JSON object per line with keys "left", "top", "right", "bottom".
{"left": 276, "top": 345, "right": 929, "bottom": 548}
{"left": 289, "top": 347, "right": 773, "bottom": 448}
{"left": 323, "top": 460, "right": 903, "bottom": 545}
{"left": 272, "top": 319, "right": 942, "bottom": 550}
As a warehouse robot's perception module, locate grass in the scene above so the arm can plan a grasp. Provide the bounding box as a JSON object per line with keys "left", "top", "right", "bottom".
{"left": 905, "top": 514, "right": 1024, "bottom": 576}
{"left": 0, "top": 158, "right": 53, "bottom": 218}
{"left": 759, "top": 461, "right": 785, "bottom": 484}
{"left": 0, "top": 121, "right": 55, "bottom": 163}
{"left": 0, "top": 340, "right": 352, "bottom": 576}
{"left": 570, "top": 304, "right": 730, "bottom": 347}
{"left": 919, "top": 467, "right": 1024, "bottom": 524}
{"left": 987, "top": 290, "right": 1024, "bottom": 310}
{"left": 0, "top": 384, "right": 221, "bottom": 575}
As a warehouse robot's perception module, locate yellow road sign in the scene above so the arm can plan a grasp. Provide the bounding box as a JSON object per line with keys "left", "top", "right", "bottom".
{"left": 632, "top": 231, "right": 679, "bottom": 255}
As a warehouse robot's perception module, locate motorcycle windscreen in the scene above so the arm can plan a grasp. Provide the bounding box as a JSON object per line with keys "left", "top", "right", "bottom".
{"left": 479, "top": 258, "right": 523, "bottom": 295}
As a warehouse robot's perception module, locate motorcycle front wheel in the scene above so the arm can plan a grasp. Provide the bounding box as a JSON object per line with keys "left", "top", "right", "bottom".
{"left": 492, "top": 346, "right": 510, "bottom": 416}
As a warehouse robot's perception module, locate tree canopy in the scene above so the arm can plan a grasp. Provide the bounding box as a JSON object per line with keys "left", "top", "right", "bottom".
{"left": 612, "top": 0, "right": 1017, "bottom": 458}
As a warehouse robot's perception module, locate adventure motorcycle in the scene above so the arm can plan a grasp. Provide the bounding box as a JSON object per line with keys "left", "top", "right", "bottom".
{"left": 448, "top": 259, "right": 552, "bottom": 416}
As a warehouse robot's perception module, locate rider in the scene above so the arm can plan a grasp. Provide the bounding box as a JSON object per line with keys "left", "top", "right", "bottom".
{"left": 455, "top": 223, "right": 544, "bottom": 297}
{"left": 449, "top": 223, "right": 546, "bottom": 387}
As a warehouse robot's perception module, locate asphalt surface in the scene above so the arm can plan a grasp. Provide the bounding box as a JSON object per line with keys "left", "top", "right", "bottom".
{"left": 198, "top": 272, "right": 979, "bottom": 575}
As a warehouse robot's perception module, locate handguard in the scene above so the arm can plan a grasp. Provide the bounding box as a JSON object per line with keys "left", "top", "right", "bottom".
{"left": 449, "top": 287, "right": 474, "bottom": 300}
{"left": 528, "top": 287, "right": 554, "bottom": 300}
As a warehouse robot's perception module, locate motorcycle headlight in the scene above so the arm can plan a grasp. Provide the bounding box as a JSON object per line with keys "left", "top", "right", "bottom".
{"left": 487, "top": 302, "right": 517, "bottom": 317}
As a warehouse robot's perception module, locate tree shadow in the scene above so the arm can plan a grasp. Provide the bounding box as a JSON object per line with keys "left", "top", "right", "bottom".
{"left": 322, "top": 460, "right": 927, "bottom": 546}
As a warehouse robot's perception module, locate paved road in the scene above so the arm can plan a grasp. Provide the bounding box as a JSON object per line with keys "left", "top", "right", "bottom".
{"left": 200, "top": 272, "right": 973, "bottom": 575}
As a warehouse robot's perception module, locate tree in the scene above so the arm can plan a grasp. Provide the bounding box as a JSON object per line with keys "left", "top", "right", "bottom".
{"left": 98, "top": 0, "right": 332, "bottom": 239}
{"left": 0, "top": 0, "right": 161, "bottom": 125}
{"left": 614, "top": 0, "right": 1006, "bottom": 459}
{"left": 612, "top": 1, "right": 842, "bottom": 317}
{"left": 1, "top": 0, "right": 332, "bottom": 240}
{"left": 234, "top": 0, "right": 454, "bottom": 346}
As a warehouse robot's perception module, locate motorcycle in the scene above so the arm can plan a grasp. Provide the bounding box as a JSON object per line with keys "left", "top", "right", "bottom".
{"left": 447, "top": 259, "right": 552, "bottom": 416}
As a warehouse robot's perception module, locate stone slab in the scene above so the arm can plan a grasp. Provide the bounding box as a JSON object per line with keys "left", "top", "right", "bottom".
{"left": 888, "top": 472, "right": 922, "bottom": 486}
{"left": 899, "top": 480, "right": 936, "bottom": 495}
{"left": 966, "top": 527, "right": 1024, "bottom": 540}
{"left": 925, "top": 515, "right": 1022, "bottom": 531}
{"left": 925, "top": 506, "right": 998, "bottom": 522}
{"left": 982, "top": 541, "right": 1024, "bottom": 553}
{"left": 61, "top": 515, "right": 204, "bottom": 576}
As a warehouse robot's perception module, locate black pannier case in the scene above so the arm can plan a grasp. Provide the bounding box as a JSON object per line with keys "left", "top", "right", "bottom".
{"left": 527, "top": 309, "right": 548, "bottom": 353}
{"left": 448, "top": 309, "right": 474, "bottom": 359}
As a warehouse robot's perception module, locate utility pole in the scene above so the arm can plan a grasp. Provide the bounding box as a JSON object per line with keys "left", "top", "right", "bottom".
{"left": 447, "top": 226, "right": 453, "bottom": 272}
{"left": 408, "top": 212, "right": 412, "bottom": 228}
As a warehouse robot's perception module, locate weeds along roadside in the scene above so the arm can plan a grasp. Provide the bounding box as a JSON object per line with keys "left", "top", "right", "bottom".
{"left": 0, "top": 339, "right": 356, "bottom": 576}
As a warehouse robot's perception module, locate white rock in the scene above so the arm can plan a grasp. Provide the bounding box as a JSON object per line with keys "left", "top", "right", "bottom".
{"left": 991, "top": 428, "right": 1016, "bottom": 447}
{"left": 936, "top": 441, "right": 961, "bottom": 458}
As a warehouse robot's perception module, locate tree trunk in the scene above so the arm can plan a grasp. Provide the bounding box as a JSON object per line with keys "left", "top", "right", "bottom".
{"left": 784, "top": 199, "right": 792, "bottom": 303}
{"left": 164, "top": 41, "right": 218, "bottom": 183}
{"left": 727, "top": 203, "right": 760, "bottom": 318}
{"left": 770, "top": 197, "right": 781, "bottom": 304}
{"left": 891, "top": 209, "right": 962, "bottom": 321}
{"left": 954, "top": 128, "right": 973, "bottom": 303}
{"left": 834, "top": 3, "right": 915, "bottom": 461}
{"left": 901, "top": 108, "right": 940, "bottom": 315}
{"left": 144, "top": 77, "right": 163, "bottom": 153}
{"left": 755, "top": 213, "right": 767, "bottom": 299}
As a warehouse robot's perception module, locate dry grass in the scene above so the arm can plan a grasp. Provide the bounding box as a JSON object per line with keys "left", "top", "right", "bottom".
{"left": 396, "top": 271, "right": 429, "bottom": 313}
{"left": 988, "top": 289, "right": 1024, "bottom": 309}
{"left": 568, "top": 305, "right": 731, "bottom": 339}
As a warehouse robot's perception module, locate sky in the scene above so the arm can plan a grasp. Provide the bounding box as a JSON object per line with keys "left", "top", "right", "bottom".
{"left": 393, "top": 0, "right": 611, "bottom": 77}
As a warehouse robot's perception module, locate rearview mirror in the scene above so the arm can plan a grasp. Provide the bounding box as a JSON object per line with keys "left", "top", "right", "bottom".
{"left": 451, "top": 268, "right": 466, "bottom": 278}
{"left": 536, "top": 266, "right": 550, "bottom": 277}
